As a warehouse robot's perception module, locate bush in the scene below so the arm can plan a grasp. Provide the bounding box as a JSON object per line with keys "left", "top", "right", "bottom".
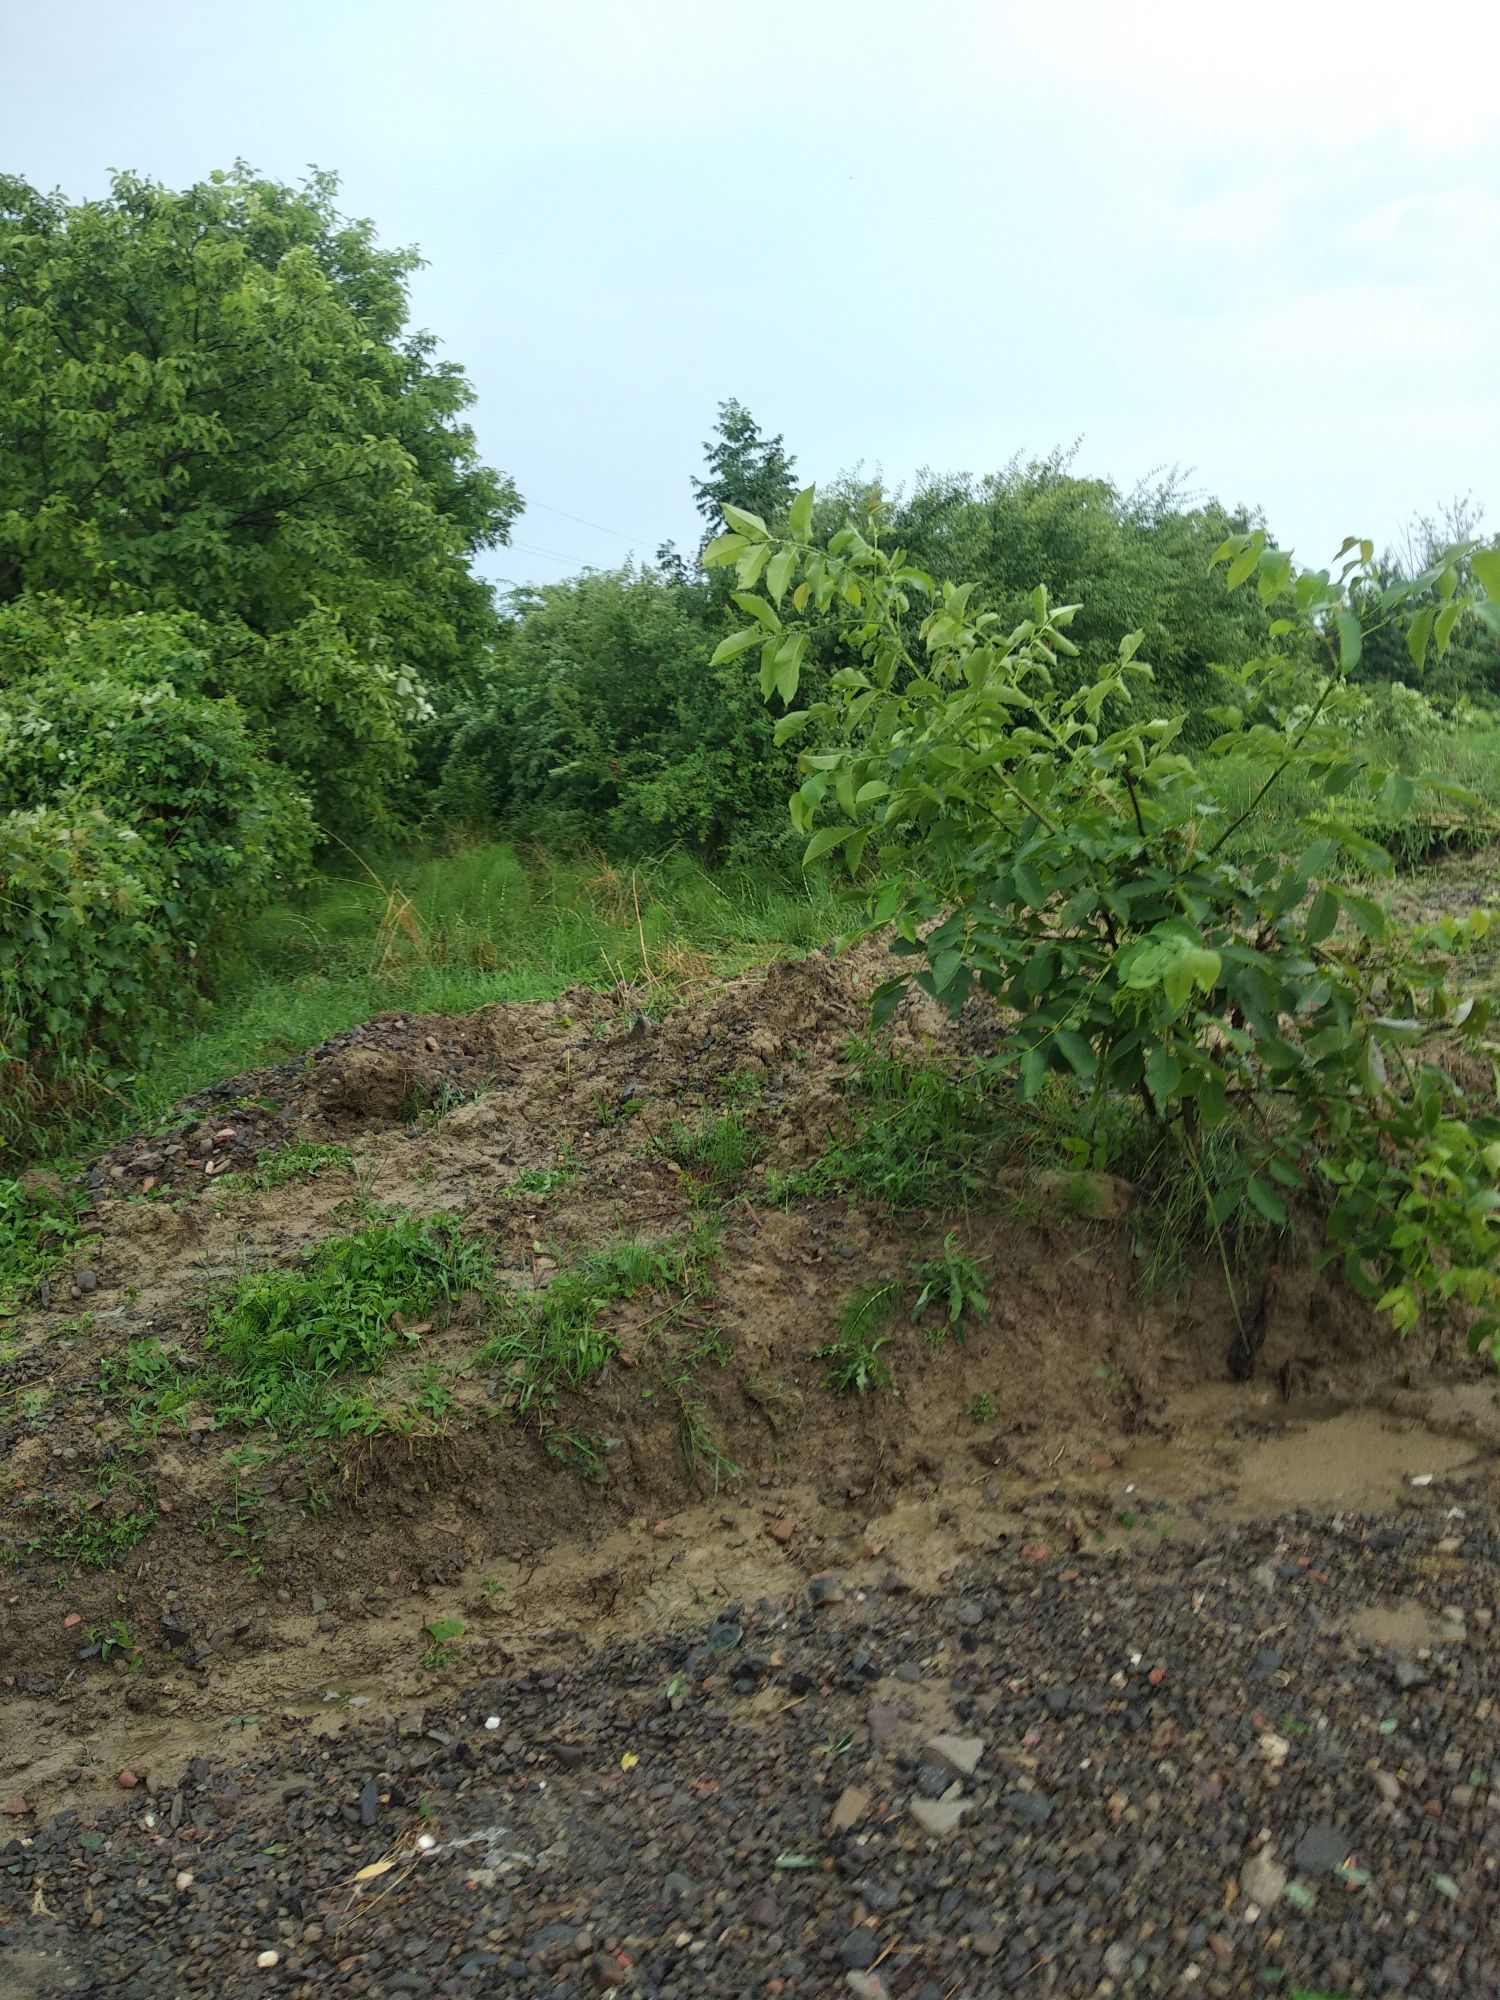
{"left": 711, "top": 493, "right": 1500, "bottom": 1362}
{"left": 0, "top": 616, "right": 314, "bottom": 1149}
{"left": 433, "top": 566, "right": 803, "bottom": 859}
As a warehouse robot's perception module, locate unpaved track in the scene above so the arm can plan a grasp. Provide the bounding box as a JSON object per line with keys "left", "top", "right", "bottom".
{"left": 4, "top": 1477, "right": 1497, "bottom": 2000}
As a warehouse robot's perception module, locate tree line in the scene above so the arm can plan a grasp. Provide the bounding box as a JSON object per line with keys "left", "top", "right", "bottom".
{"left": 1, "top": 165, "right": 1495, "bottom": 1143}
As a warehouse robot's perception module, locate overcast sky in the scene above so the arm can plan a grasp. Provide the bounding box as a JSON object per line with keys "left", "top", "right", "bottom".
{"left": 9, "top": 0, "right": 1498, "bottom": 589}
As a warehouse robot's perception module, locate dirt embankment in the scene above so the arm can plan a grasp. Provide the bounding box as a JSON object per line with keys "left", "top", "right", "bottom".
{"left": 2, "top": 946, "right": 1496, "bottom": 1821}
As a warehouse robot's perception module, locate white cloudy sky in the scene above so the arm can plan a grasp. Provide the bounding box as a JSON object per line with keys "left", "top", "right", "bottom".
{"left": 9, "top": 0, "right": 1497, "bottom": 585}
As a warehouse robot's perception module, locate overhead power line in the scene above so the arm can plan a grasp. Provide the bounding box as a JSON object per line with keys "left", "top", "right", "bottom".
{"left": 521, "top": 498, "right": 662, "bottom": 546}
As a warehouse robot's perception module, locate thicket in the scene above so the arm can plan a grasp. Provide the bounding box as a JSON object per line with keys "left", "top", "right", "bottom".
{"left": 0, "top": 166, "right": 517, "bottom": 1141}
{"left": 707, "top": 493, "right": 1500, "bottom": 1360}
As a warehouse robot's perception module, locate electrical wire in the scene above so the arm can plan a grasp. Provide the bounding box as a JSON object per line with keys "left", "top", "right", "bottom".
{"left": 522, "top": 498, "right": 660, "bottom": 546}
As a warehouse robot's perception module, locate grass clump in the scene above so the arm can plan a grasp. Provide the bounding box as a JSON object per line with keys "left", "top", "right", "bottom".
{"left": 661, "top": 1110, "right": 764, "bottom": 1197}
{"left": 819, "top": 1281, "right": 901, "bottom": 1395}
{"left": 504, "top": 1153, "right": 582, "bottom": 1198}
{"left": 0, "top": 1174, "right": 83, "bottom": 1311}
{"left": 205, "top": 1213, "right": 489, "bottom": 1432}
{"left": 775, "top": 1043, "right": 1054, "bottom": 1211}
{"left": 480, "top": 1233, "right": 705, "bottom": 1414}
{"left": 245, "top": 1141, "right": 354, "bottom": 1191}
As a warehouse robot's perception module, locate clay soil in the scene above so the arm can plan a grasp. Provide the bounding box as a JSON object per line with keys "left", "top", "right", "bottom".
{"left": 2, "top": 944, "right": 1497, "bottom": 1825}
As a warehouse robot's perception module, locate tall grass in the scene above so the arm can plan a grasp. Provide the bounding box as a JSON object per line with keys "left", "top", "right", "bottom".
{"left": 125, "top": 844, "right": 850, "bottom": 1127}
{"left": 1201, "top": 722, "right": 1500, "bottom": 862}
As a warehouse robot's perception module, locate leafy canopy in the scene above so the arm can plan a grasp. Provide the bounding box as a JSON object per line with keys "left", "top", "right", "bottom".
{"left": 0, "top": 165, "right": 519, "bottom": 693}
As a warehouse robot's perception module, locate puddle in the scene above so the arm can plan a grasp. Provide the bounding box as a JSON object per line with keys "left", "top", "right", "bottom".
{"left": 1231, "top": 1408, "right": 1479, "bottom": 1513}
{"left": 1112, "top": 1381, "right": 1493, "bottom": 1517}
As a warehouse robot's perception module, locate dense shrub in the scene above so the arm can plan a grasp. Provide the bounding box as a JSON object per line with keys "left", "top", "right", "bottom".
{"left": 0, "top": 613, "right": 314, "bottom": 1146}
{"left": 433, "top": 566, "right": 804, "bottom": 859}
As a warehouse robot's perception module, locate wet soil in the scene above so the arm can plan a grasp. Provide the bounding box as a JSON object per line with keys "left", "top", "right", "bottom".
{"left": 2, "top": 936, "right": 1498, "bottom": 1996}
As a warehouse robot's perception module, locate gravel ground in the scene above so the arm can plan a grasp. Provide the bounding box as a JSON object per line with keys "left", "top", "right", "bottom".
{"left": 3, "top": 1486, "right": 1497, "bottom": 2000}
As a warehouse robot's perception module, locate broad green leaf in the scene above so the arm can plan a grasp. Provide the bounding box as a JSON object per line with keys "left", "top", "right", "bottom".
{"left": 1054, "top": 1029, "right": 1096, "bottom": 1080}
{"left": 1256, "top": 550, "right": 1293, "bottom": 603}
{"left": 766, "top": 547, "right": 796, "bottom": 606}
{"left": 929, "top": 947, "right": 965, "bottom": 993}
{"left": 1304, "top": 887, "right": 1339, "bottom": 947}
{"left": 1145, "top": 1044, "right": 1182, "bottom": 1104}
{"left": 709, "top": 626, "right": 762, "bottom": 667}
{"left": 1226, "top": 535, "right": 1264, "bottom": 589}
{"left": 702, "top": 532, "right": 748, "bottom": 567}
{"left": 1472, "top": 546, "right": 1500, "bottom": 601}
{"left": 1018, "top": 1046, "right": 1047, "bottom": 1099}
{"left": 721, "top": 504, "right": 768, "bottom": 539}
{"left": 1245, "top": 1176, "right": 1288, "bottom": 1225}
{"left": 1406, "top": 604, "right": 1435, "bottom": 671}
{"left": 733, "top": 590, "right": 780, "bottom": 632}
{"left": 801, "top": 826, "right": 851, "bottom": 866}
{"left": 1433, "top": 599, "right": 1462, "bottom": 657}
{"left": 1334, "top": 609, "right": 1363, "bottom": 670}
{"left": 786, "top": 486, "right": 816, "bottom": 542}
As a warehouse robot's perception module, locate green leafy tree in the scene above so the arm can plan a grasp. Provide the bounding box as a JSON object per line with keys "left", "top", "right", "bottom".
{"left": 1350, "top": 499, "right": 1500, "bottom": 701}
{"left": 0, "top": 165, "right": 520, "bottom": 819}
{"left": 692, "top": 399, "right": 797, "bottom": 553}
{"left": 434, "top": 564, "right": 798, "bottom": 856}
{"left": 709, "top": 497, "right": 1500, "bottom": 1362}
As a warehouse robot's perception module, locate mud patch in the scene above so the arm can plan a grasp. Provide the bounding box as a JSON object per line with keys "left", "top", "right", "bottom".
{"left": 3, "top": 946, "right": 1496, "bottom": 1824}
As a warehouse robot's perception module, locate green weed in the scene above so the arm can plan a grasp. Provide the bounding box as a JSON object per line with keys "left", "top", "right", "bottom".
{"left": 0, "top": 1174, "right": 83, "bottom": 1310}
{"left": 819, "top": 1281, "right": 901, "bottom": 1394}
{"left": 674, "top": 1385, "right": 741, "bottom": 1494}
{"left": 88, "top": 1618, "right": 142, "bottom": 1668}
{"left": 910, "top": 1233, "right": 990, "bottom": 1338}
{"left": 541, "top": 1426, "right": 606, "bottom": 1477}
{"left": 660, "top": 1110, "right": 764, "bottom": 1197}
{"left": 773, "top": 1043, "right": 1065, "bottom": 1211}
{"left": 243, "top": 1141, "right": 354, "bottom": 1192}
{"left": 204, "top": 1213, "right": 489, "bottom": 1434}
{"left": 35, "top": 1467, "right": 155, "bottom": 1570}
{"left": 422, "top": 1616, "right": 465, "bottom": 1669}
{"left": 505, "top": 1154, "right": 582, "bottom": 1198}
{"left": 480, "top": 1234, "right": 701, "bottom": 1414}
{"left": 965, "top": 1392, "right": 996, "bottom": 1423}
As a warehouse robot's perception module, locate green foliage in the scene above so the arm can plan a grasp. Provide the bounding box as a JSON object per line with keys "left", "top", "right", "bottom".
{"left": 504, "top": 1154, "right": 581, "bottom": 1198}
{"left": 479, "top": 1234, "right": 701, "bottom": 1414}
{"left": 910, "top": 1234, "right": 990, "bottom": 1337}
{"left": 691, "top": 399, "right": 798, "bottom": 555}
{"left": 0, "top": 166, "right": 519, "bottom": 1146}
{"left": 661, "top": 1110, "right": 764, "bottom": 1196}
{"left": 205, "top": 1213, "right": 488, "bottom": 1431}
{"left": 433, "top": 563, "right": 803, "bottom": 858}
{"left": 0, "top": 606, "right": 318, "bottom": 1146}
{"left": 878, "top": 456, "right": 1281, "bottom": 715}
{"left": 0, "top": 167, "right": 517, "bottom": 704}
{"left": 819, "top": 1281, "right": 900, "bottom": 1394}
{"left": 714, "top": 496, "right": 1500, "bottom": 1362}
{"left": 244, "top": 1141, "right": 354, "bottom": 1191}
{"left": 774, "top": 1042, "right": 1035, "bottom": 1210}
{"left": 0, "top": 1173, "right": 82, "bottom": 1309}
